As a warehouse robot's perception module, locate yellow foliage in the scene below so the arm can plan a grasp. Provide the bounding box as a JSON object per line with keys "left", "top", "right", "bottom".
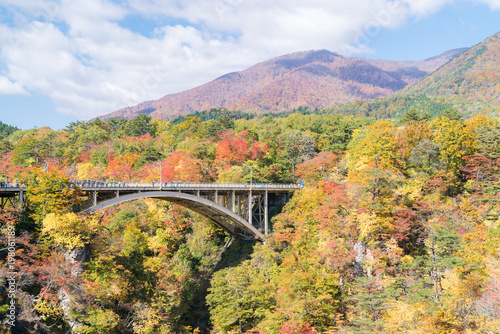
{"left": 383, "top": 301, "right": 428, "bottom": 333}
{"left": 216, "top": 165, "right": 243, "bottom": 183}
{"left": 459, "top": 197, "right": 482, "bottom": 223}
{"left": 151, "top": 118, "right": 172, "bottom": 135}
{"left": 465, "top": 114, "right": 495, "bottom": 132}
{"left": 349, "top": 121, "right": 397, "bottom": 170}
{"left": 143, "top": 256, "right": 164, "bottom": 272}
{"left": 356, "top": 211, "right": 377, "bottom": 241}
{"left": 354, "top": 211, "right": 391, "bottom": 245}
{"left": 76, "top": 162, "right": 102, "bottom": 180}
{"left": 132, "top": 303, "right": 163, "bottom": 334}
{"left": 394, "top": 177, "right": 427, "bottom": 202}
{"left": 430, "top": 117, "right": 477, "bottom": 172}
{"left": 401, "top": 255, "right": 414, "bottom": 263}
{"left": 34, "top": 299, "right": 63, "bottom": 321}
{"left": 288, "top": 185, "right": 326, "bottom": 224}
{"left": 42, "top": 212, "right": 99, "bottom": 249}
{"left": 148, "top": 229, "right": 174, "bottom": 256}
{"left": 144, "top": 199, "right": 169, "bottom": 226}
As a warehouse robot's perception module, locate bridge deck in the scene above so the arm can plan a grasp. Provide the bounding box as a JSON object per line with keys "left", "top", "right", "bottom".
{"left": 0, "top": 182, "right": 300, "bottom": 193}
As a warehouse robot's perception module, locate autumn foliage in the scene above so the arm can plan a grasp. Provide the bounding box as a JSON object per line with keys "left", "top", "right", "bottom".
{"left": 1, "top": 111, "right": 499, "bottom": 333}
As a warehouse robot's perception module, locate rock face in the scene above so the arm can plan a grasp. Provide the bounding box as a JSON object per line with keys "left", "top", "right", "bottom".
{"left": 64, "top": 244, "right": 91, "bottom": 276}
{"left": 58, "top": 244, "right": 91, "bottom": 332}
{"left": 12, "top": 291, "right": 51, "bottom": 334}
{"left": 353, "top": 241, "right": 374, "bottom": 277}
{"left": 97, "top": 48, "right": 466, "bottom": 121}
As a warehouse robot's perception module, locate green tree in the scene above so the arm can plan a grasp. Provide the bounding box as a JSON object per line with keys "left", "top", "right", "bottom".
{"left": 123, "top": 114, "right": 154, "bottom": 137}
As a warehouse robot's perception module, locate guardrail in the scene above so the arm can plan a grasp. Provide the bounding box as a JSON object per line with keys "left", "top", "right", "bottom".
{"left": 0, "top": 182, "right": 21, "bottom": 188}
{"left": 75, "top": 181, "right": 301, "bottom": 190}
{"left": 0, "top": 181, "right": 302, "bottom": 190}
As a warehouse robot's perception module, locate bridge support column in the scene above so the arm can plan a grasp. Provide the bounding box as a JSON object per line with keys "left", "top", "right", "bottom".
{"left": 93, "top": 191, "right": 97, "bottom": 207}
{"left": 264, "top": 190, "right": 268, "bottom": 237}
{"left": 248, "top": 190, "right": 252, "bottom": 227}
{"left": 237, "top": 195, "right": 241, "bottom": 215}
{"left": 231, "top": 190, "right": 235, "bottom": 213}
{"left": 116, "top": 190, "right": 120, "bottom": 198}
{"left": 19, "top": 190, "right": 23, "bottom": 209}
{"left": 215, "top": 190, "right": 218, "bottom": 205}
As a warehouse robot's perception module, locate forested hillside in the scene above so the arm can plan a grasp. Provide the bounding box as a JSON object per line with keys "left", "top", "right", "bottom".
{"left": 399, "top": 31, "right": 500, "bottom": 116}
{"left": 100, "top": 48, "right": 463, "bottom": 121}
{"left": 1, "top": 110, "right": 499, "bottom": 333}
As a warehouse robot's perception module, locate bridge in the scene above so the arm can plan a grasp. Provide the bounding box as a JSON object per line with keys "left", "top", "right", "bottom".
{"left": 0, "top": 181, "right": 301, "bottom": 240}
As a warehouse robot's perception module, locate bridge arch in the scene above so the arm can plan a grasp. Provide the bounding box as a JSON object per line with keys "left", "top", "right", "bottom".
{"left": 83, "top": 191, "right": 266, "bottom": 240}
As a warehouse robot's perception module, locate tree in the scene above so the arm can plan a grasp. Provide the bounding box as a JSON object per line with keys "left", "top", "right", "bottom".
{"left": 295, "top": 152, "right": 337, "bottom": 182}
{"left": 277, "top": 130, "right": 316, "bottom": 176}
{"left": 13, "top": 136, "right": 52, "bottom": 166}
{"left": 441, "top": 108, "right": 463, "bottom": 122}
{"left": 429, "top": 117, "right": 477, "bottom": 195}
{"left": 399, "top": 107, "right": 431, "bottom": 124}
{"left": 347, "top": 276, "right": 390, "bottom": 333}
{"left": 20, "top": 167, "right": 82, "bottom": 223}
{"left": 409, "top": 139, "right": 445, "bottom": 174}
{"left": 0, "top": 121, "right": 19, "bottom": 140}
{"left": 123, "top": 114, "right": 154, "bottom": 137}
{"left": 42, "top": 212, "right": 100, "bottom": 249}
{"left": 349, "top": 121, "right": 397, "bottom": 171}
{"left": 207, "top": 261, "right": 275, "bottom": 333}
{"left": 105, "top": 151, "right": 141, "bottom": 181}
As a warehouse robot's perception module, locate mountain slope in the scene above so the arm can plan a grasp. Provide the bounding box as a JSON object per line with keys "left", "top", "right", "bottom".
{"left": 99, "top": 49, "right": 465, "bottom": 120}
{"left": 399, "top": 32, "right": 500, "bottom": 114}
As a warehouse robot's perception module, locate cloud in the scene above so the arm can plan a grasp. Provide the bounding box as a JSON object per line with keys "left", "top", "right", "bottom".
{"left": 476, "top": 0, "right": 500, "bottom": 9}
{"left": 0, "top": 76, "right": 27, "bottom": 94}
{"left": 0, "top": 0, "right": 498, "bottom": 121}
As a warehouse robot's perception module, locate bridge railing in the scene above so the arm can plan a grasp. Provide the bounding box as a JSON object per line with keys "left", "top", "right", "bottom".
{"left": 0, "top": 181, "right": 302, "bottom": 190}
{"left": 74, "top": 181, "right": 301, "bottom": 190}
{"left": 0, "top": 182, "right": 21, "bottom": 188}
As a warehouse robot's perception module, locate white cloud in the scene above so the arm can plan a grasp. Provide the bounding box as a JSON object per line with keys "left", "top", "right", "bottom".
{"left": 0, "top": 76, "right": 27, "bottom": 94}
{"left": 476, "top": 0, "right": 500, "bottom": 9}
{"left": 0, "top": 0, "right": 498, "bottom": 121}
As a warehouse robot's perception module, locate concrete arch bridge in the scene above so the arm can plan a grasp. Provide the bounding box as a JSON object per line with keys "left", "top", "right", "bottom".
{"left": 0, "top": 182, "right": 301, "bottom": 241}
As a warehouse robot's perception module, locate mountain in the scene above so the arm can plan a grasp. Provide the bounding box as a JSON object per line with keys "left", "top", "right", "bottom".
{"left": 99, "top": 48, "right": 466, "bottom": 120}
{"left": 399, "top": 32, "right": 500, "bottom": 115}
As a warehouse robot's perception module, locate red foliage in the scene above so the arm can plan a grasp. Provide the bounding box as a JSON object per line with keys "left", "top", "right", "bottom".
{"left": 105, "top": 151, "right": 140, "bottom": 181}
{"left": 215, "top": 137, "right": 268, "bottom": 167}
{"left": 159, "top": 151, "right": 204, "bottom": 182}
{"left": 476, "top": 273, "right": 500, "bottom": 319}
{"left": 77, "top": 149, "right": 92, "bottom": 163}
{"left": 280, "top": 321, "right": 317, "bottom": 334}
{"left": 461, "top": 154, "right": 500, "bottom": 183}
{"left": 295, "top": 152, "right": 337, "bottom": 181}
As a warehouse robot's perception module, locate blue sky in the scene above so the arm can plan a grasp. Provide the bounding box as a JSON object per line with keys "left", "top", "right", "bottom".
{"left": 0, "top": 0, "right": 499, "bottom": 130}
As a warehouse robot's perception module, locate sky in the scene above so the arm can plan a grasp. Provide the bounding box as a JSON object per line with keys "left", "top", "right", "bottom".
{"left": 0, "top": 0, "right": 499, "bottom": 130}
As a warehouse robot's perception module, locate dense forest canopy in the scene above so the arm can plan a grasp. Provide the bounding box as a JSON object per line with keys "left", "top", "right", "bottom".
{"left": 0, "top": 108, "right": 499, "bottom": 333}
{"left": 0, "top": 121, "right": 19, "bottom": 141}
